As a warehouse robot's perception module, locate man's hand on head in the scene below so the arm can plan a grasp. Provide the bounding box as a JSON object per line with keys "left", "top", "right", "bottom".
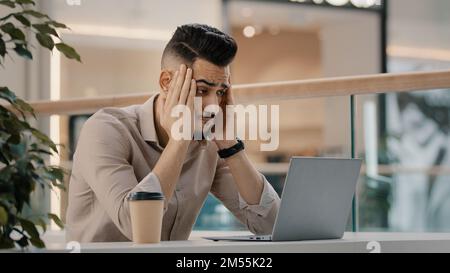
{"left": 159, "top": 64, "right": 196, "bottom": 143}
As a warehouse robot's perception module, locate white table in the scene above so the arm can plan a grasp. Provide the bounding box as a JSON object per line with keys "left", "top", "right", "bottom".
{"left": 43, "top": 230, "right": 450, "bottom": 253}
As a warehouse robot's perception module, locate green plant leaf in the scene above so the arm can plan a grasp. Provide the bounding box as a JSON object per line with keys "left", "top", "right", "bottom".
{"left": 42, "top": 167, "right": 66, "bottom": 190}
{"left": 19, "top": 218, "right": 40, "bottom": 238}
{"left": 55, "top": 43, "right": 81, "bottom": 62}
{"left": 45, "top": 167, "right": 64, "bottom": 181}
{"left": 18, "top": 119, "right": 31, "bottom": 129}
{"left": 0, "top": 206, "right": 8, "bottom": 225}
{"left": 9, "top": 28, "right": 25, "bottom": 40}
{"left": 0, "top": 166, "right": 13, "bottom": 181}
{"left": 33, "top": 217, "right": 46, "bottom": 233}
{"left": 30, "top": 128, "right": 57, "bottom": 152}
{"left": 0, "top": 13, "right": 13, "bottom": 21}
{"left": 29, "top": 236, "right": 45, "bottom": 248}
{"left": 13, "top": 44, "right": 32, "bottom": 59}
{"left": 29, "top": 153, "right": 45, "bottom": 166}
{"left": 0, "top": 149, "right": 11, "bottom": 165}
{"left": 46, "top": 20, "right": 68, "bottom": 29}
{"left": 0, "top": 22, "right": 25, "bottom": 40}
{"left": 0, "top": 0, "right": 15, "bottom": 8}
{"left": 16, "top": 0, "right": 35, "bottom": 6}
{"left": 47, "top": 213, "right": 64, "bottom": 229}
{"left": 13, "top": 14, "right": 31, "bottom": 27}
{"left": 15, "top": 98, "right": 35, "bottom": 118}
{"left": 35, "top": 32, "right": 54, "bottom": 50}
{"left": 33, "top": 176, "right": 51, "bottom": 190}
{"left": 0, "top": 236, "right": 15, "bottom": 249}
{"left": 0, "top": 5, "right": 77, "bottom": 250}
{"left": 0, "top": 36, "right": 6, "bottom": 57}
{"left": 30, "top": 148, "right": 52, "bottom": 155}
{"left": 0, "top": 22, "right": 14, "bottom": 32}
{"left": 0, "top": 86, "right": 16, "bottom": 103}
{"left": 3, "top": 115, "right": 24, "bottom": 135}
{"left": 32, "top": 23, "right": 58, "bottom": 37}
{"left": 21, "top": 10, "right": 49, "bottom": 19}
{"left": 8, "top": 134, "right": 20, "bottom": 145}
{"left": 0, "top": 97, "right": 28, "bottom": 121}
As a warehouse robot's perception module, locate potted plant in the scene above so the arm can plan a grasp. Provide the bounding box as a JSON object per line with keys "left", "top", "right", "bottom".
{"left": 0, "top": 0, "right": 81, "bottom": 249}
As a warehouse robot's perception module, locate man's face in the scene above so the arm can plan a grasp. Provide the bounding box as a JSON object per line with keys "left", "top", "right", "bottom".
{"left": 191, "top": 58, "right": 231, "bottom": 124}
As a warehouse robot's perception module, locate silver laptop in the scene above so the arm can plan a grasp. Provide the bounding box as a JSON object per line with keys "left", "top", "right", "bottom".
{"left": 203, "top": 157, "right": 362, "bottom": 242}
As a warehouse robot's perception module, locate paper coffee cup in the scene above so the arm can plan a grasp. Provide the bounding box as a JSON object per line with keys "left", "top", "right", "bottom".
{"left": 128, "top": 192, "right": 164, "bottom": 244}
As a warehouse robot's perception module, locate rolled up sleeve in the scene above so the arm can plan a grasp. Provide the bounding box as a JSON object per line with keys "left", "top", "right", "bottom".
{"left": 237, "top": 174, "right": 279, "bottom": 218}
{"left": 210, "top": 159, "right": 281, "bottom": 235}
{"left": 76, "top": 115, "right": 166, "bottom": 240}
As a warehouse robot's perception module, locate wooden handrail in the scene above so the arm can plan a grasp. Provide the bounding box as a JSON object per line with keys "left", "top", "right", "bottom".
{"left": 24, "top": 69, "right": 450, "bottom": 115}
{"left": 254, "top": 163, "right": 450, "bottom": 176}
{"left": 58, "top": 160, "right": 450, "bottom": 176}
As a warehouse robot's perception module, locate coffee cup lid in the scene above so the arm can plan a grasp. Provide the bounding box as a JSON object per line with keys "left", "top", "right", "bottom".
{"left": 128, "top": 192, "right": 164, "bottom": 201}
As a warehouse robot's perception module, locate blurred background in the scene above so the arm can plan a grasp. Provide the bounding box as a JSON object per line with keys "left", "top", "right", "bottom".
{"left": 1, "top": 0, "right": 450, "bottom": 233}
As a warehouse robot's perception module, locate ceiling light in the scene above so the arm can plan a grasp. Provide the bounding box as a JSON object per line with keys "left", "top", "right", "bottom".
{"left": 243, "top": 25, "right": 256, "bottom": 38}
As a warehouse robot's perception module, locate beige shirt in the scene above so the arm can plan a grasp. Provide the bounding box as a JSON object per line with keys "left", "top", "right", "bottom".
{"left": 66, "top": 94, "right": 280, "bottom": 242}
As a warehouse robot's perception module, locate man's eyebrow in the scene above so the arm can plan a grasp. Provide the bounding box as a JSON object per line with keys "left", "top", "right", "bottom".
{"left": 195, "top": 79, "right": 230, "bottom": 89}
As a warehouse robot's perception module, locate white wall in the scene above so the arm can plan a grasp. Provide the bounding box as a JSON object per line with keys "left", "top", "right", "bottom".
{"left": 227, "top": 1, "right": 381, "bottom": 158}
{"left": 320, "top": 14, "right": 381, "bottom": 157}
{"left": 43, "top": 0, "right": 223, "bottom": 32}
{"left": 390, "top": 0, "right": 450, "bottom": 50}
{"left": 1, "top": 0, "right": 224, "bottom": 102}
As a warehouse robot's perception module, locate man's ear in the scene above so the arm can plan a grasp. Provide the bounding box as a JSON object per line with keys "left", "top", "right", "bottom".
{"left": 159, "top": 69, "right": 172, "bottom": 97}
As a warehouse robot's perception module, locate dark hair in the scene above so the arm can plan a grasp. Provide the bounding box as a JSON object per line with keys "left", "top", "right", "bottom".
{"left": 162, "top": 24, "right": 237, "bottom": 67}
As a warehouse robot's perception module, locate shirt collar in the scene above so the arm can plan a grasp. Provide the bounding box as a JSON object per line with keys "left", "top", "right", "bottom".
{"left": 138, "top": 93, "right": 161, "bottom": 145}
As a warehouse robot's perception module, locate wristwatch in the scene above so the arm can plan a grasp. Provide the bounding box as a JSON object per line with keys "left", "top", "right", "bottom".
{"left": 217, "top": 138, "right": 245, "bottom": 159}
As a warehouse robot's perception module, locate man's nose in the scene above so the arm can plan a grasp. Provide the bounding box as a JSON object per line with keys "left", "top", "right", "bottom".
{"left": 203, "top": 93, "right": 219, "bottom": 107}
{"left": 202, "top": 95, "right": 220, "bottom": 117}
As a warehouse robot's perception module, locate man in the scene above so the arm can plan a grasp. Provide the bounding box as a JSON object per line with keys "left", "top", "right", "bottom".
{"left": 66, "top": 24, "right": 280, "bottom": 242}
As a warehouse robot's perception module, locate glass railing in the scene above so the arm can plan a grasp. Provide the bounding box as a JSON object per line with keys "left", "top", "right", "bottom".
{"left": 21, "top": 69, "right": 450, "bottom": 232}
{"left": 356, "top": 88, "right": 450, "bottom": 232}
